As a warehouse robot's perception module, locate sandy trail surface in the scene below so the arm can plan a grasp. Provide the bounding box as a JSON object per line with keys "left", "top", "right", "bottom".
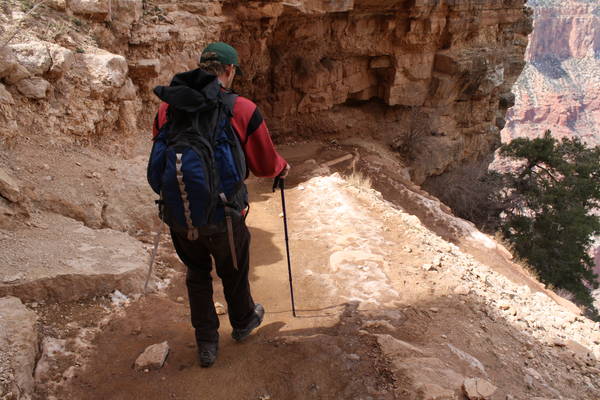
{"left": 32, "top": 144, "right": 600, "bottom": 400}
{"left": 59, "top": 174, "right": 400, "bottom": 400}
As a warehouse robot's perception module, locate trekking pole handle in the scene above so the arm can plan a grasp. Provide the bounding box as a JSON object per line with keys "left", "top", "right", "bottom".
{"left": 272, "top": 176, "right": 284, "bottom": 192}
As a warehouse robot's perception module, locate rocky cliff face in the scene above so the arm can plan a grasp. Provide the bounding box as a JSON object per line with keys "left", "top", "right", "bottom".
{"left": 503, "top": 0, "right": 600, "bottom": 144}
{"left": 0, "top": 0, "right": 531, "bottom": 183}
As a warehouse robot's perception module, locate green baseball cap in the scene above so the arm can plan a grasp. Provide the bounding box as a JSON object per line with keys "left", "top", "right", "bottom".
{"left": 200, "top": 42, "right": 243, "bottom": 75}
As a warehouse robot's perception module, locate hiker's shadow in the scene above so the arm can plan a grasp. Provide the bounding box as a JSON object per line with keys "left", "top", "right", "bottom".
{"left": 248, "top": 226, "right": 282, "bottom": 270}
{"left": 247, "top": 177, "right": 274, "bottom": 204}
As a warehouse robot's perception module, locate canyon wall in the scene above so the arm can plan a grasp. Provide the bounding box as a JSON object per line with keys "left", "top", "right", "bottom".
{"left": 0, "top": 0, "right": 531, "bottom": 183}
{"left": 503, "top": 0, "right": 600, "bottom": 144}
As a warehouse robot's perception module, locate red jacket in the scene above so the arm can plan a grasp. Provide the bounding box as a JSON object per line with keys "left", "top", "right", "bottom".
{"left": 153, "top": 97, "right": 287, "bottom": 179}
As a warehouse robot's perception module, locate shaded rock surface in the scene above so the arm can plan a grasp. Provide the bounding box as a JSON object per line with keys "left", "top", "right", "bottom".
{"left": 0, "top": 212, "right": 147, "bottom": 303}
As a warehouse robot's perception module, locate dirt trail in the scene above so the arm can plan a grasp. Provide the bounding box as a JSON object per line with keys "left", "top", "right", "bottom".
{"left": 58, "top": 174, "right": 396, "bottom": 400}
{"left": 32, "top": 143, "right": 600, "bottom": 400}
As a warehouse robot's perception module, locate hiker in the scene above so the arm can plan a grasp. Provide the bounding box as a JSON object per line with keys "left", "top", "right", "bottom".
{"left": 148, "top": 42, "right": 290, "bottom": 368}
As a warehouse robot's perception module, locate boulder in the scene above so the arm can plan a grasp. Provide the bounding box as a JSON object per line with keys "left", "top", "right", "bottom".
{"left": 134, "top": 342, "right": 170, "bottom": 371}
{"left": 47, "top": 0, "right": 67, "bottom": 10}
{"left": 116, "top": 78, "right": 137, "bottom": 100}
{"left": 0, "top": 168, "right": 20, "bottom": 202}
{"left": 16, "top": 77, "right": 50, "bottom": 99}
{"left": 81, "top": 50, "right": 128, "bottom": 88}
{"left": 462, "top": 378, "right": 497, "bottom": 400}
{"left": 48, "top": 44, "right": 74, "bottom": 80}
{"left": 113, "top": 0, "right": 143, "bottom": 25}
{"left": 68, "top": 0, "right": 111, "bottom": 20}
{"left": 128, "top": 59, "right": 160, "bottom": 80}
{"left": 9, "top": 42, "right": 53, "bottom": 75}
{"left": 0, "top": 296, "right": 39, "bottom": 399}
{"left": 4, "top": 63, "right": 31, "bottom": 85}
{"left": 0, "top": 212, "right": 147, "bottom": 302}
{"left": 0, "top": 84, "right": 14, "bottom": 105}
{"left": 0, "top": 47, "right": 18, "bottom": 79}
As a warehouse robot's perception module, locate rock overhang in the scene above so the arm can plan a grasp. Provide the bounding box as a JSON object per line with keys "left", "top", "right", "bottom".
{"left": 220, "top": 0, "right": 532, "bottom": 182}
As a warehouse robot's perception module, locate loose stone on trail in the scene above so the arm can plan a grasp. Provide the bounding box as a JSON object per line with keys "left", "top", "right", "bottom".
{"left": 462, "top": 377, "right": 497, "bottom": 400}
{"left": 134, "top": 341, "right": 169, "bottom": 371}
{"left": 215, "top": 302, "right": 227, "bottom": 315}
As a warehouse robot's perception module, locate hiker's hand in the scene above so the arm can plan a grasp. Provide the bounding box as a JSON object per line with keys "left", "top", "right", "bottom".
{"left": 279, "top": 164, "right": 291, "bottom": 179}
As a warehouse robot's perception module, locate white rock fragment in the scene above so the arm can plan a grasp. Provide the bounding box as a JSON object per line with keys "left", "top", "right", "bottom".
{"left": 453, "top": 285, "right": 470, "bottom": 295}
{"left": 110, "top": 290, "right": 129, "bottom": 306}
{"left": 215, "top": 302, "right": 227, "bottom": 315}
{"left": 9, "top": 42, "right": 52, "bottom": 75}
{"left": 448, "top": 344, "right": 486, "bottom": 374}
{"left": 81, "top": 50, "right": 128, "bottom": 88}
{"left": 134, "top": 341, "right": 169, "bottom": 371}
{"left": 422, "top": 263, "right": 437, "bottom": 272}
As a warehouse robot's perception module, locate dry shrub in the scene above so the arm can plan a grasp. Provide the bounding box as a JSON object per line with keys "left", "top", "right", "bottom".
{"left": 390, "top": 107, "right": 430, "bottom": 161}
{"left": 346, "top": 170, "right": 372, "bottom": 191}
{"left": 423, "top": 158, "right": 504, "bottom": 232}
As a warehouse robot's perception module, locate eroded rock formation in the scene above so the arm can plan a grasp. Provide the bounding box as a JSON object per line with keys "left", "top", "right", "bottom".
{"left": 0, "top": 0, "right": 531, "bottom": 183}
{"left": 219, "top": 0, "right": 531, "bottom": 182}
{"left": 503, "top": 0, "right": 600, "bottom": 145}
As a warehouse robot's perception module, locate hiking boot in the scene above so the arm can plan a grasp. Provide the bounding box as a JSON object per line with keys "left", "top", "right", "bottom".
{"left": 198, "top": 341, "right": 218, "bottom": 368}
{"left": 231, "top": 304, "right": 264, "bottom": 342}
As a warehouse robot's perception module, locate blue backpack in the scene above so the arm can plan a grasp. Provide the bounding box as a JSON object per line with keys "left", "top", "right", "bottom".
{"left": 147, "top": 88, "right": 248, "bottom": 241}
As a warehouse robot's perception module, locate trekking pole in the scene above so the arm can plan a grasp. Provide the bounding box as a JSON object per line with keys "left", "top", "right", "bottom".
{"left": 144, "top": 220, "right": 164, "bottom": 295}
{"left": 273, "top": 176, "right": 296, "bottom": 317}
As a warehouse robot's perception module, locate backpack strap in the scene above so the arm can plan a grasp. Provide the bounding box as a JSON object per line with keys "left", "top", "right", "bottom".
{"left": 220, "top": 91, "right": 248, "bottom": 182}
{"left": 221, "top": 91, "right": 238, "bottom": 117}
{"left": 219, "top": 192, "right": 239, "bottom": 270}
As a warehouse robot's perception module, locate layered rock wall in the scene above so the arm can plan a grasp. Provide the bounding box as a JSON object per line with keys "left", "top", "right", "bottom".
{"left": 503, "top": 0, "right": 600, "bottom": 144}
{"left": 221, "top": 0, "right": 531, "bottom": 182}
{"left": 0, "top": 0, "right": 531, "bottom": 182}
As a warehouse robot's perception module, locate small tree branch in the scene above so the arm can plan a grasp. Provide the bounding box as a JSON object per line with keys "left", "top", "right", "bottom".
{"left": 533, "top": 163, "right": 560, "bottom": 183}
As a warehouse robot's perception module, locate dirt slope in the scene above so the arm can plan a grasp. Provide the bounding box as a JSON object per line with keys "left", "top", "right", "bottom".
{"left": 30, "top": 145, "right": 599, "bottom": 400}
